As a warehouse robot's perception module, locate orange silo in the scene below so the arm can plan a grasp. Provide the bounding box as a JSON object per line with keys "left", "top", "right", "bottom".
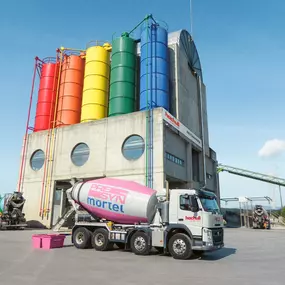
{"left": 56, "top": 53, "right": 85, "bottom": 127}
{"left": 34, "top": 58, "right": 59, "bottom": 132}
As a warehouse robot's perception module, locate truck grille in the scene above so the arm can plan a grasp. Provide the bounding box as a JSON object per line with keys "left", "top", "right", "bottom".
{"left": 212, "top": 228, "right": 223, "bottom": 245}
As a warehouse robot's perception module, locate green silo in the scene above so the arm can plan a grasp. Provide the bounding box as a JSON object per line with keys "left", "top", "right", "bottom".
{"left": 108, "top": 33, "right": 137, "bottom": 117}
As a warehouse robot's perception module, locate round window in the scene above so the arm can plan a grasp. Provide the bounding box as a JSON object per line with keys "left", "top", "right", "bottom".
{"left": 71, "top": 143, "right": 90, "bottom": 166}
{"left": 122, "top": 135, "right": 145, "bottom": 160}
{"left": 30, "top": 149, "right": 45, "bottom": 171}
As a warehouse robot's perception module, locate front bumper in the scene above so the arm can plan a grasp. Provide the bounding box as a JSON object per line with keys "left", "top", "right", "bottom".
{"left": 192, "top": 242, "right": 224, "bottom": 252}
{"left": 192, "top": 227, "right": 224, "bottom": 252}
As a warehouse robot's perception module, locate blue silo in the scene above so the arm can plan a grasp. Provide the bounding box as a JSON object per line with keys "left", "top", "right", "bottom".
{"left": 139, "top": 23, "right": 170, "bottom": 111}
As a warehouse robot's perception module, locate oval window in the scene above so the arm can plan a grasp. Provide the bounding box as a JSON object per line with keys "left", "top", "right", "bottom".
{"left": 30, "top": 149, "right": 45, "bottom": 171}
{"left": 71, "top": 143, "right": 90, "bottom": 166}
{"left": 122, "top": 135, "right": 145, "bottom": 160}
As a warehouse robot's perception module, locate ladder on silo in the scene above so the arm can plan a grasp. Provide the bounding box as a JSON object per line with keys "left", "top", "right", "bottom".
{"left": 146, "top": 109, "right": 154, "bottom": 189}
{"left": 127, "top": 15, "right": 155, "bottom": 189}
{"left": 40, "top": 51, "right": 63, "bottom": 219}
{"left": 145, "top": 19, "right": 155, "bottom": 189}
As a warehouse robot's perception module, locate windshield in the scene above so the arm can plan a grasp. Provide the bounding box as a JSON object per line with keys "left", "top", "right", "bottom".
{"left": 199, "top": 197, "right": 221, "bottom": 214}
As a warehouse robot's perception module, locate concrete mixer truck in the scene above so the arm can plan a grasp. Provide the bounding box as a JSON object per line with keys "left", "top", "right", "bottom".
{"left": 252, "top": 205, "right": 271, "bottom": 229}
{"left": 67, "top": 178, "right": 224, "bottom": 260}
{"left": 0, "top": 192, "right": 27, "bottom": 230}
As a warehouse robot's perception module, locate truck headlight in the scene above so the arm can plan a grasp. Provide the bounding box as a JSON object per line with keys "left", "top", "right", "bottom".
{"left": 203, "top": 228, "right": 212, "bottom": 241}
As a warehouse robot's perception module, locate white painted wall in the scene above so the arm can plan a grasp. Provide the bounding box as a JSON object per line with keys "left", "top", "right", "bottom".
{"left": 19, "top": 109, "right": 164, "bottom": 227}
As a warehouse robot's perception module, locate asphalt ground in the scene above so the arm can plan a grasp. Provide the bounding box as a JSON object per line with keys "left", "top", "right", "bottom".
{"left": 0, "top": 227, "right": 284, "bottom": 285}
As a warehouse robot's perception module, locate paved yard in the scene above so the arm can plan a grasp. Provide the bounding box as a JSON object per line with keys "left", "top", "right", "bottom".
{"left": 0, "top": 228, "right": 284, "bottom": 285}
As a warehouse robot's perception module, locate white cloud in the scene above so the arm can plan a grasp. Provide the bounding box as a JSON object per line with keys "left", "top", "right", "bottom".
{"left": 258, "top": 139, "right": 285, "bottom": 158}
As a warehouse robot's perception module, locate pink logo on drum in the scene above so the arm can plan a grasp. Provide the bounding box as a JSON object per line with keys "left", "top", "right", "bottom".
{"left": 87, "top": 183, "right": 129, "bottom": 213}
{"left": 89, "top": 183, "right": 128, "bottom": 204}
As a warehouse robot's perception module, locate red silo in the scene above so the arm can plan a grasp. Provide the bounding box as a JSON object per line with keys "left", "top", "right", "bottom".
{"left": 34, "top": 58, "right": 59, "bottom": 132}
{"left": 56, "top": 54, "right": 85, "bottom": 127}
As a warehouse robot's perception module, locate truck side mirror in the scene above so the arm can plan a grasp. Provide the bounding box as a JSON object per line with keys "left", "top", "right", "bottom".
{"left": 189, "top": 196, "right": 199, "bottom": 212}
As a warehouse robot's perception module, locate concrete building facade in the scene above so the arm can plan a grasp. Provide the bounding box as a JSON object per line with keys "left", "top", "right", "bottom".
{"left": 18, "top": 30, "right": 219, "bottom": 228}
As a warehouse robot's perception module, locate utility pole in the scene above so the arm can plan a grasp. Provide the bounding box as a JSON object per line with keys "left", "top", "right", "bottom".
{"left": 190, "top": 0, "right": 193, "bottom": 37}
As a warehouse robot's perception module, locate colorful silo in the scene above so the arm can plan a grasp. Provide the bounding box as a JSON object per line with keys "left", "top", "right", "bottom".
{"left": 139, "top": 23, "right": 170, "bottom": 111}
{"left": 34, "top": 58, "right": 59, "bottom": 132}
{"left": 80, "top": 43, "right": 112, "bottom": 122}
{"left": 108, "top": 33, "right": 137, "bottom": 117}
{"left": 56, "top": 53, "right": 85, "bottom": 127}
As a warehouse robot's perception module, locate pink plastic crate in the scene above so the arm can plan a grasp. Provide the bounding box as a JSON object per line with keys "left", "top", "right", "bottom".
{"left": 32, "top": 234, "right": 44, "bottom": 249}
{"left": 41, "top": 234, "right": 66, "bottom": 250}
{"left": 32, "top": 234, "right": 66, "bottom": 250}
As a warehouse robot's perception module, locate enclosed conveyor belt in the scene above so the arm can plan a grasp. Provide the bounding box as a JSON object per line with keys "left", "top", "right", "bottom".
{"left": 217, "top": 164, "right": 285, "bottom": 187}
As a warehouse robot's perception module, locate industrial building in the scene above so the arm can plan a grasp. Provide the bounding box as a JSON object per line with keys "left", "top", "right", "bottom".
{"left": 17, "top": 17, "right": 220, "bottom": 228}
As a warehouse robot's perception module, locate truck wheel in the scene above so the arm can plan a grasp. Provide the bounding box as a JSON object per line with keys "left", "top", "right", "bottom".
{"left": 130, "top": 231, "right": 151, "bottom": 255}
{"left": 73, "top": 227, "right": 91, "bottom": 249}
{"left": 168, "top": 233, "right": 193, "bottom": 260}
{"left": 91, "top": 228, "right": 113, "bottom": 251}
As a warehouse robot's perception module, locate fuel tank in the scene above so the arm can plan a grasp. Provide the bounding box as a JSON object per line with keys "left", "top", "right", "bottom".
{"left": 71, "top": 178, "right": 158, "bottom": 224}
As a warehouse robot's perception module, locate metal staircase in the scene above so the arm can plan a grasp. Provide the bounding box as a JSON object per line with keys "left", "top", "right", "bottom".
{"left": 52, "top": 207, "right": 75, "bottom": 232}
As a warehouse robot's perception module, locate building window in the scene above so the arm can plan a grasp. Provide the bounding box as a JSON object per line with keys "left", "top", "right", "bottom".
{"left": 30, "top": 149, "right": 45, "bottom": 171}
{"left": 122, "top": 135, "right": 145, "bottom": 160}
{"left": 165, "top": 152, "right": 184, "bottom": 166}
{"left": 71, "top": 143, "right": 90, "bottom": 166}
{"left": 192, "top": 148, "right": 200, "bottom": 182}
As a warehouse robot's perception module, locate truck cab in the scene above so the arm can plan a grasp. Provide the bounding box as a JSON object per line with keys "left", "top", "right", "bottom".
{"left": 166, "top": 189, "right": 224, "bottom": 251}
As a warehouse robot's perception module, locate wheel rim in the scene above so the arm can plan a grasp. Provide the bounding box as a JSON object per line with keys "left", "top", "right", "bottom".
{"left": 75, "top": 232, "right": 85, "bottom": 244}
{"left": 95, "top": 233, "right": 105, "bottom": 247}
{"left": 134, "top": 236, "right": 146, "bottom": 252}
{"left": 173, "top": 239, "right": 187, "bottom": 255}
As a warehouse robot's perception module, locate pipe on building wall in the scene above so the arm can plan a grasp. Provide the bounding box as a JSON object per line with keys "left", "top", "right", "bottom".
{"left": 174, "top": 44, "right": 179, "bottom": 117}
{"left": 215, "top": 161, "right": 221, "bottom": 206}
{"left": 165, "top": 179, "right": 170, "bottom": 201}
{"left": 18, "top": 57, "right": 39, "bottom": 193}
{"left": 197, "top": 75, "right": 207, "bottom": 189}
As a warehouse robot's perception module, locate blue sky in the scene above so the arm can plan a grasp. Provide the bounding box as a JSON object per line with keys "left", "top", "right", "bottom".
{"left": 0, "top": 0, "right": 284, "bottom": 207}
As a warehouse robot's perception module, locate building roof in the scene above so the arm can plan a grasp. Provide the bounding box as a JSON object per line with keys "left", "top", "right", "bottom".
{"left": 136, "top": 29, "right": 203, "bottom": 81}
{"left": 168, "top": 29, "right": 203, "bottom": 81}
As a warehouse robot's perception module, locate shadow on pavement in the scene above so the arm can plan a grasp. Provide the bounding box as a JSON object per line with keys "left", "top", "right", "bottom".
{"left": 63, "top": 244, "right": 74, "bottom": 248}
{"left": 199, "top": 247, "right": 237, "bottom": 261}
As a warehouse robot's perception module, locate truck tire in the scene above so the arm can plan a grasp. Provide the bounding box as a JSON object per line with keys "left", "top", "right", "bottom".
{"left": 73, "top": 227, "right": 91, "bottom": 249}
{"left": 130, "top": 231, "right": 151, "bottom": 255}
{"left": 91, "top": 228, "right": 113, "bottom": 251}
{"left": 168, "top": 233, "right": 193, "bottom": 260}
